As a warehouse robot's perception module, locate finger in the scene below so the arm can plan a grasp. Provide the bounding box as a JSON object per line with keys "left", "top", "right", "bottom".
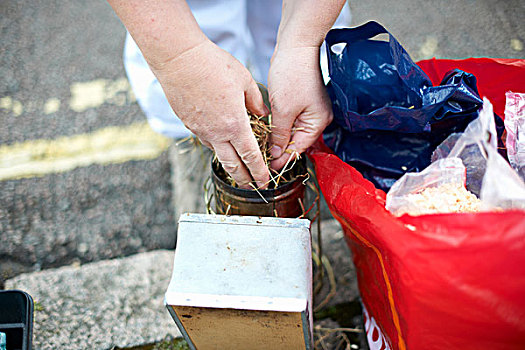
{"left": 270, "top": 127, "right": 316, "bottom": 170}
{"left": 270, "top": 152, "right": 291, "bottom": 172}
{"left": 270, "top": 145, "right": 299, "bottom": 172}
{"left": 230, "top": 127, "right": 270, "bottom": 189}
{"left": 244, "top": 78, "right": 269, "bottom": 116}
{"left": 213, "top": 142, "right": 253, "bottom": 189}
{"left": 269, "top": 100, "right": 295, "bottom": 160}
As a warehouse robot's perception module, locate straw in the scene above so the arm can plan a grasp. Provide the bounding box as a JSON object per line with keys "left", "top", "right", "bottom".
{"left": 213, "top": 110, "right": 304, "bottom": 190}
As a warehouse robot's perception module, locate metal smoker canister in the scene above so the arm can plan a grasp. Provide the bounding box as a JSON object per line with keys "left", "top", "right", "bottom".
{"left": 211, "top": 156, "right": 307, "bottom": 218}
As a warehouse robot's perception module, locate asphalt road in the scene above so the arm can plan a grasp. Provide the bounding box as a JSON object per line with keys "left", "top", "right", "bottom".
{"left": 1, "top": 1, "right": 141, "bottom": 144}
{"left": 351, "top": 0, "right": 524, "bottom": 61}
{"left": 1, "top": 1, "right": 176, "bottom": 282}
{"left": 1, "top": 0, "right": 524, "bottom": 281}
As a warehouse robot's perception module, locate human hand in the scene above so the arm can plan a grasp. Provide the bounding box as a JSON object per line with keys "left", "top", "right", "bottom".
{"left": 150, "top": 40, "right": 270, "bottom": 188}
{"left": 268, "top": 47, "right": 333, "bottom": 170}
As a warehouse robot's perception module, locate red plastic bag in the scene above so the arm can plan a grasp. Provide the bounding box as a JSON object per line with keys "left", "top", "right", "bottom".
{"left": 310, "top": 58, "right": 525, "bottom": 350}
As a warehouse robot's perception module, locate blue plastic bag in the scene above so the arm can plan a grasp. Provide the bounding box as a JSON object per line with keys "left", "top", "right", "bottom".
{"left": 323, "top": 21, "right": 486, "bottom": 191}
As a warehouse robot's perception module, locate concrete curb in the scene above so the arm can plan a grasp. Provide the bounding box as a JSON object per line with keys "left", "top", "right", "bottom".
{"left": 5, "top": 250, "right": 181, "bottom": 350}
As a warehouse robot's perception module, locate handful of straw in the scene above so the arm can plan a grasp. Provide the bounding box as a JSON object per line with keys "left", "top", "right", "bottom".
{"left": 213, "top": 110, "right": 303, "bottom": 190}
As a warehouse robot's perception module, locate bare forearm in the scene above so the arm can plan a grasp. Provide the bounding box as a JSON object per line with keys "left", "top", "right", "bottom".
{"left": 108, "top": 0, "right": 270, "bottom": 188}
{"left": 107, "top": 0, "right": 207, "bottom": 69}
{"left": 276, "top": 0, "right": 347, "bottom": 50}
{"left": 268, "top": 1, "right": 344, "bottom": 168}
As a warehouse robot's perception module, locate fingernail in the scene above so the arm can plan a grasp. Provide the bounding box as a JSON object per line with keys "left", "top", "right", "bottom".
{"left": 270, "top": 145, "right": 282, "bottom": 158}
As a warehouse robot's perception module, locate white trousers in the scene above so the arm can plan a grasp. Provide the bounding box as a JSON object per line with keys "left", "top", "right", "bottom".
{"left": 124, "top": 0, "right": 351, "bottom": 138}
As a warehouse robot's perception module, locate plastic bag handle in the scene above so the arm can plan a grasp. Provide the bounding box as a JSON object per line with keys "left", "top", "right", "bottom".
{"left": 325, "top": 21, "right": 390, "bottom": 79}
{"left": 324, "top": 21, "right": 431, "bottom": 94}
{"left": 325, "top": 21, "right": 388, "bottom": 49}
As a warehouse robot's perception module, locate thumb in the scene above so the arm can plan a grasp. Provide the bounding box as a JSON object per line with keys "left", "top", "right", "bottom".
{"left": 244, "top": 79, "right": 269, "bottom": 117}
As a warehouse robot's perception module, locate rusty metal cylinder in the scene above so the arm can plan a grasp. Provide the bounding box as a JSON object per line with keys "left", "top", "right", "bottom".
{"left": 212, "top": 157, "right": 307, "bottom": 218}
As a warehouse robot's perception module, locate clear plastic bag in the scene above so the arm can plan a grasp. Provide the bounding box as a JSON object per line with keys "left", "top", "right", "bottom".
{"left": 504, "top": 92, "right": 525, "bottom": 180}
{"left": 445, "top": 98, "right": 525, "bottom": 210}
{"left": 387, "top": 98, "right": 525, "bottom": 215}
{"left": 385, "top": 157, "right": 470, "bottom": 216}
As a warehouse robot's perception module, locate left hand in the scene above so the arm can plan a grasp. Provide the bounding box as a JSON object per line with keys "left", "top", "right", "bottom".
{"left": 267, "top": 46, "right": 333, "bottom": 170}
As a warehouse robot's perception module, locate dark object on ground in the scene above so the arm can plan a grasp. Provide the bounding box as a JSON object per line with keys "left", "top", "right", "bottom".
{"left": 0, "top": 290, "right": 33, "bottom": 350}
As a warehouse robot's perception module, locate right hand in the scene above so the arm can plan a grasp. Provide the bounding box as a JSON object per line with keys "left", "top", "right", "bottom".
{"left": 150, "top": 39, "right": 270, "bottom": 189}
{"left": 268, "top": 46, "right": 333, "bottom": 171}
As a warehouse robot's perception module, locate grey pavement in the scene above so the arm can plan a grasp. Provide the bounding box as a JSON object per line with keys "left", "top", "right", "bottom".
{"left": 351, "top": 0, "right": 524, "bottom": 61}
{"left": 313, "top": 219, "right": 359, "bottom": 309}
{"left": 5, "top": 250, "right": 181, "bottom": 350}
{"left": 0, "top": 154, "right": 174, "bottom": 282}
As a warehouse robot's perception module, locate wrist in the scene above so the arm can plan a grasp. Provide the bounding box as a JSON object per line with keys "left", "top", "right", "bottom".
{"left": 276, "top": 0, "right": 345, "bottom": 50}
{"left": 271, "top": 45, "right": 320, "bottom": 68}
{"left": 276, "top": 23, "right": 327, "bottom": 50}
{"left": 145, "top": 34, "right": 209, "bottom": 72}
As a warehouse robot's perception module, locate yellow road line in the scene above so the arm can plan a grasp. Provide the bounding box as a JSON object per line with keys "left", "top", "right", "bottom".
{"left": 69, "top": 78, "right": 134, "bottom": 112}
{"left": 0, "top": 122, "right": 172, "bottom": 181}
{"left": 1, "top": 78, "right": 135, "bottom": 116}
